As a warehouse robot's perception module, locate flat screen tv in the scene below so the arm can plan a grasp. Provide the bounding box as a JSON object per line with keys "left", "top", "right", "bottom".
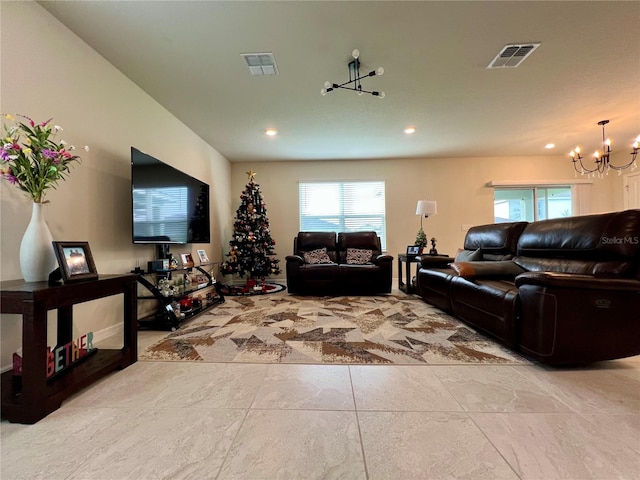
{"left": 131, "top": 147, "right": 210, "bottom": 245}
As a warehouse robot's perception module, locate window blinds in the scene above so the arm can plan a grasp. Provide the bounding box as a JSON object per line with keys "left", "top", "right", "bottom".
{"left": 298, "top": 181, "right": 387, "bottom": 250}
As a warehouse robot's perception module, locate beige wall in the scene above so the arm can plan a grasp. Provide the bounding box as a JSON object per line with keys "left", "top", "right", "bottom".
{"left": 230, "top": 155, "right": 621, "bottom": 280}
{"left": 0, "top": 2, "right": 231, "bottom": 367}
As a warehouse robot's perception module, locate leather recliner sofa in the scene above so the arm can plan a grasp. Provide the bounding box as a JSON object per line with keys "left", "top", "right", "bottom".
{"left": 286, "top": 231, "right": 393, "bottom": 295}
{"left": 416, "top": 209, "right": 640, "bottom": 365}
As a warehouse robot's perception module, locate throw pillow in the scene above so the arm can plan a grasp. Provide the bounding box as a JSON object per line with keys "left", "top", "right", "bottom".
{"left": 302, "top": 248, "right": 332, "bottom": 264}
{"left": 454, "top": 248, "right": 483, "bottom": 262}
{"left": 449, "top": 261, "right": 526, "bottom": 279}
{"left": 346, "top": 248, "right": 373, "bottom": 265}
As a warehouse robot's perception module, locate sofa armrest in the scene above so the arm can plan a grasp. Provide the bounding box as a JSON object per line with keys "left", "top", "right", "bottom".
{"left": 515, "top": 271, "right": 640, "bottom": 291}
{"left": 417, "top": 255, "right": 454, "bottom": 269}
{"left": 374, "top": 254, "right": 394, "bottom": 265}
{"left": 285, "top": 255, "right": 305, "bottom": 265}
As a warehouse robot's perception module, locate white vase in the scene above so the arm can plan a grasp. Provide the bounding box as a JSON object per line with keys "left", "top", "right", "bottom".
{"left": 19, "top": 203, "right": 57, "bottom": 282}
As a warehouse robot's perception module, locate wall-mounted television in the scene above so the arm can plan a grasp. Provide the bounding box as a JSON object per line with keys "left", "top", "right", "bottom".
{"left": 131, "top": 147, "right": 210, "bottom": 246}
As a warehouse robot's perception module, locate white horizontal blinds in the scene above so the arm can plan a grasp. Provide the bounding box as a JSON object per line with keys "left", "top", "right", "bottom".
{"left": 299, "top": 181, "right": 386, "bottom": 250}
{"left": 133, "top": 186, "right": 189, "bottom": 242}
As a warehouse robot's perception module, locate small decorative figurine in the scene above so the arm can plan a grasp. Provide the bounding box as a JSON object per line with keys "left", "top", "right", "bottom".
{"left": 429, "top": 237, "right": 438, "bottom": 256}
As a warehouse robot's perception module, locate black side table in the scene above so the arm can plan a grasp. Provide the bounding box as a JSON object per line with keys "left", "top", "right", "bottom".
{"left": 397, "top": 254, "right": 421, "bottom": 294}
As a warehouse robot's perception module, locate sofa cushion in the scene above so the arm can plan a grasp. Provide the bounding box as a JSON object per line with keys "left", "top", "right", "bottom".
{"left": 346, "top": 248, "right": 373, "bottom": 264}
{"left": 337, "top": 231, "right": 382, "bottom": 263}
{"left": 516, "top": 210, "right": 640, "bottom": 260}
{"left": 302, "top": 247, "right": 333, "bottom": 264}
{"left": 454, "top": 248, "right": 483, "bottom": 262}
{"left": 449, "top": 261, "right": 526, "bottom": 279}
{"left": 296, "top": 231, "right": 338, "bottom": 263}
{"left": 464, "top": 222, "right": 528, "bottom": 256}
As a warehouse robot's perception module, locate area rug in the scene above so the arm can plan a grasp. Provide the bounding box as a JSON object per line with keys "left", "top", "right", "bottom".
{"left": 140, "top": 292, "right": 529, "bottom": 365}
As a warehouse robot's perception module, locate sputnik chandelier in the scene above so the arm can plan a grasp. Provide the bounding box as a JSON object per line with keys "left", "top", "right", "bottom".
{"left": 321, "top": 49, "right": 385, "bottom": 98}
{"left": 570, "top": 120, "right": 639, "bottom": 178}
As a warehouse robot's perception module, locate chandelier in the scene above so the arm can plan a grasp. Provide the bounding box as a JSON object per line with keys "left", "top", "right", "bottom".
{"left": 321, "top": 49, "right": 385, "bottom": 98}
{"left": 569, "top": 120, "right": 639, "bottom": 178}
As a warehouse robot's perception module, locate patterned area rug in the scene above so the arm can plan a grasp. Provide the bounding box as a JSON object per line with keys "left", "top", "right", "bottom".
{"left": 140, "top": 292, "right": 529, "bottom": 365}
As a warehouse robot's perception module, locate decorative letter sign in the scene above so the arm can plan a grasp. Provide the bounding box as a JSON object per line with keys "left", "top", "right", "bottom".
{"left": 46, "top": 332, "right": 95, "bottom": 378}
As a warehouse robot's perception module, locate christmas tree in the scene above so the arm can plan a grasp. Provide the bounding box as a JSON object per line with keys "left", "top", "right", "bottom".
{"left": 221, "top": 170, "right": 281, "bottom": 279}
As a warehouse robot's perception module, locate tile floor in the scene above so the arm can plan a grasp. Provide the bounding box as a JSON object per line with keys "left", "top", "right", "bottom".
{"left": 1, "top": 299, "right": 639, "bottom": 479}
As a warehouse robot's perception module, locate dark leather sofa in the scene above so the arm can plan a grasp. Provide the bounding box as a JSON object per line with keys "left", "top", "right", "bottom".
{"left": 286, "top": 231, "right": 393, "bottom": 295}
{"left": 416, "top": 209, "right": 640, "bottom": 365}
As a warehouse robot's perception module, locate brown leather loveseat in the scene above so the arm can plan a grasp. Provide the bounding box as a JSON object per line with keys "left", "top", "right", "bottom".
{"left": 416, "top": 209, "right": 640, "bottom": 365}
{"left": 286, "top": 231, "right": 393, "bottom": 295}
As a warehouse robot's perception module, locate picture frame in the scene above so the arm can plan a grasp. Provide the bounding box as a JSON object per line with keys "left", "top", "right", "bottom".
{"left": 196, "top": 249, "right": 209, "bottom": 263}
{"left": 52, "top": 241, "right": 98, "bottom": 283}
{"left": 180, "top": 253, "right": 195, "bottom": 268}
{"left": 406, "top": 245, "right": 421, "bottom": 255}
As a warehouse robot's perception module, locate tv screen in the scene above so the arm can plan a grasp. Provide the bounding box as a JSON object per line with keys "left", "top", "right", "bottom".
{"left": 131, "top": 147, "right": 210, "bottom": 245}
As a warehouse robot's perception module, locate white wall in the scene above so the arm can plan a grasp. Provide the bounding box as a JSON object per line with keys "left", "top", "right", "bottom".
{"left": 0, "top": 2, "right": 231, "bottom": 367}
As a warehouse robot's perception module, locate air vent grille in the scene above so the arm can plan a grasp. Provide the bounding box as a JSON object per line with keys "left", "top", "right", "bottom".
{"left": 487, "top": 43, "right": 540, "bottom": 69}
{"left": 241, "top": 53, "right": 279, "bottom": 76}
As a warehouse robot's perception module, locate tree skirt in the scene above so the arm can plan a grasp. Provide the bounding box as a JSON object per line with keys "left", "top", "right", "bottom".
{"left": 218, "top": 282, "right": 286, "bottom": 296}
{"left": 139, "top": 293, "right": 530, "bottom": 365}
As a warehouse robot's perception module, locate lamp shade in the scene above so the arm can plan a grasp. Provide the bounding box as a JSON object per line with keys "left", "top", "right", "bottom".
{"left": 416, "top": 200, "right": 438, "bottom": 216}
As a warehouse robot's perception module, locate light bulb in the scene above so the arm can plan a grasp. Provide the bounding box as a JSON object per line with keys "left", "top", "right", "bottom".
{"left": 593, "top": 151, "right": 599, "bottom": 159}
{"left": 324, "top": 81, "right": 331, "bottom": 89}
{"left": 378, "top": 91, "right": 385, "bottom": 99}
{"left": 570, "top": 150, "right": 575, "bottom": 158}
{"left": 376, "top": 67, "right": 384, "bottom": 76}
{"left": 575, "top": 146, "right": 581, "bottom": 154}
{"left": 265, "top": 128, "right": 278, "bottom": 136}
{"left": 352, "top": 49, "right": 360, "bottom": 59}
{"left": 404, "top": 126, "right": 416, "bottom": 134}
{"left": 605, "top": 138, "right": 611, "bottom": 146}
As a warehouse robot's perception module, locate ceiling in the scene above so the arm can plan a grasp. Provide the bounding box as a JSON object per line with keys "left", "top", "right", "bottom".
{"left": 40, "top": 1, "right": 640, "bottom": 163}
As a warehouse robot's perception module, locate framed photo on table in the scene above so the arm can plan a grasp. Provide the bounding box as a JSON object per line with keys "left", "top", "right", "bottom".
{"left": 196, "top": 249, "right": 209, "bottom": 263}
{"left": 180, "top": 253, "right": 195, "bottom": 268}
{"left": 52, "top": 241, "right": 98, "bottom": 283}
{"left": 406, "top": 245, "right": 421, "bottom": 255}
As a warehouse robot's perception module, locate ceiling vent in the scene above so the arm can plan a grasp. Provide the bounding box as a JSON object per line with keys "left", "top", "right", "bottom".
{"left": 487, "top": 43, "right": 540, "bottom": 69}
{"left": 241, "top": 53, "right": 279, "bottom": 76}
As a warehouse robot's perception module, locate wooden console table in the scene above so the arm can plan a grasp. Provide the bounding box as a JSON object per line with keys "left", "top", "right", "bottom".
{"left": 0, "top": 274, "right": 137, "bottom": 424}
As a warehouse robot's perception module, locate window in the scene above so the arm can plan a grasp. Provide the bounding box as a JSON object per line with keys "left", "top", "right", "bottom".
{"left": 494, "top": 186, "right": 572, "bottom": 223}
{"left": 299, "top": 181, "right": 387, "bottom": 250}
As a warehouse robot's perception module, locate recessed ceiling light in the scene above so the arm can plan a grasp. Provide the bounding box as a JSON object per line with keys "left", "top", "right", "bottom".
{"left": 265, "top": 128, "right": 278, "bottom": 136}
{"left": 544, "top": 143, "right": 555, "bottom": 149}
{"left": 404, "top": 126, "right": 416, "bottom": 134}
